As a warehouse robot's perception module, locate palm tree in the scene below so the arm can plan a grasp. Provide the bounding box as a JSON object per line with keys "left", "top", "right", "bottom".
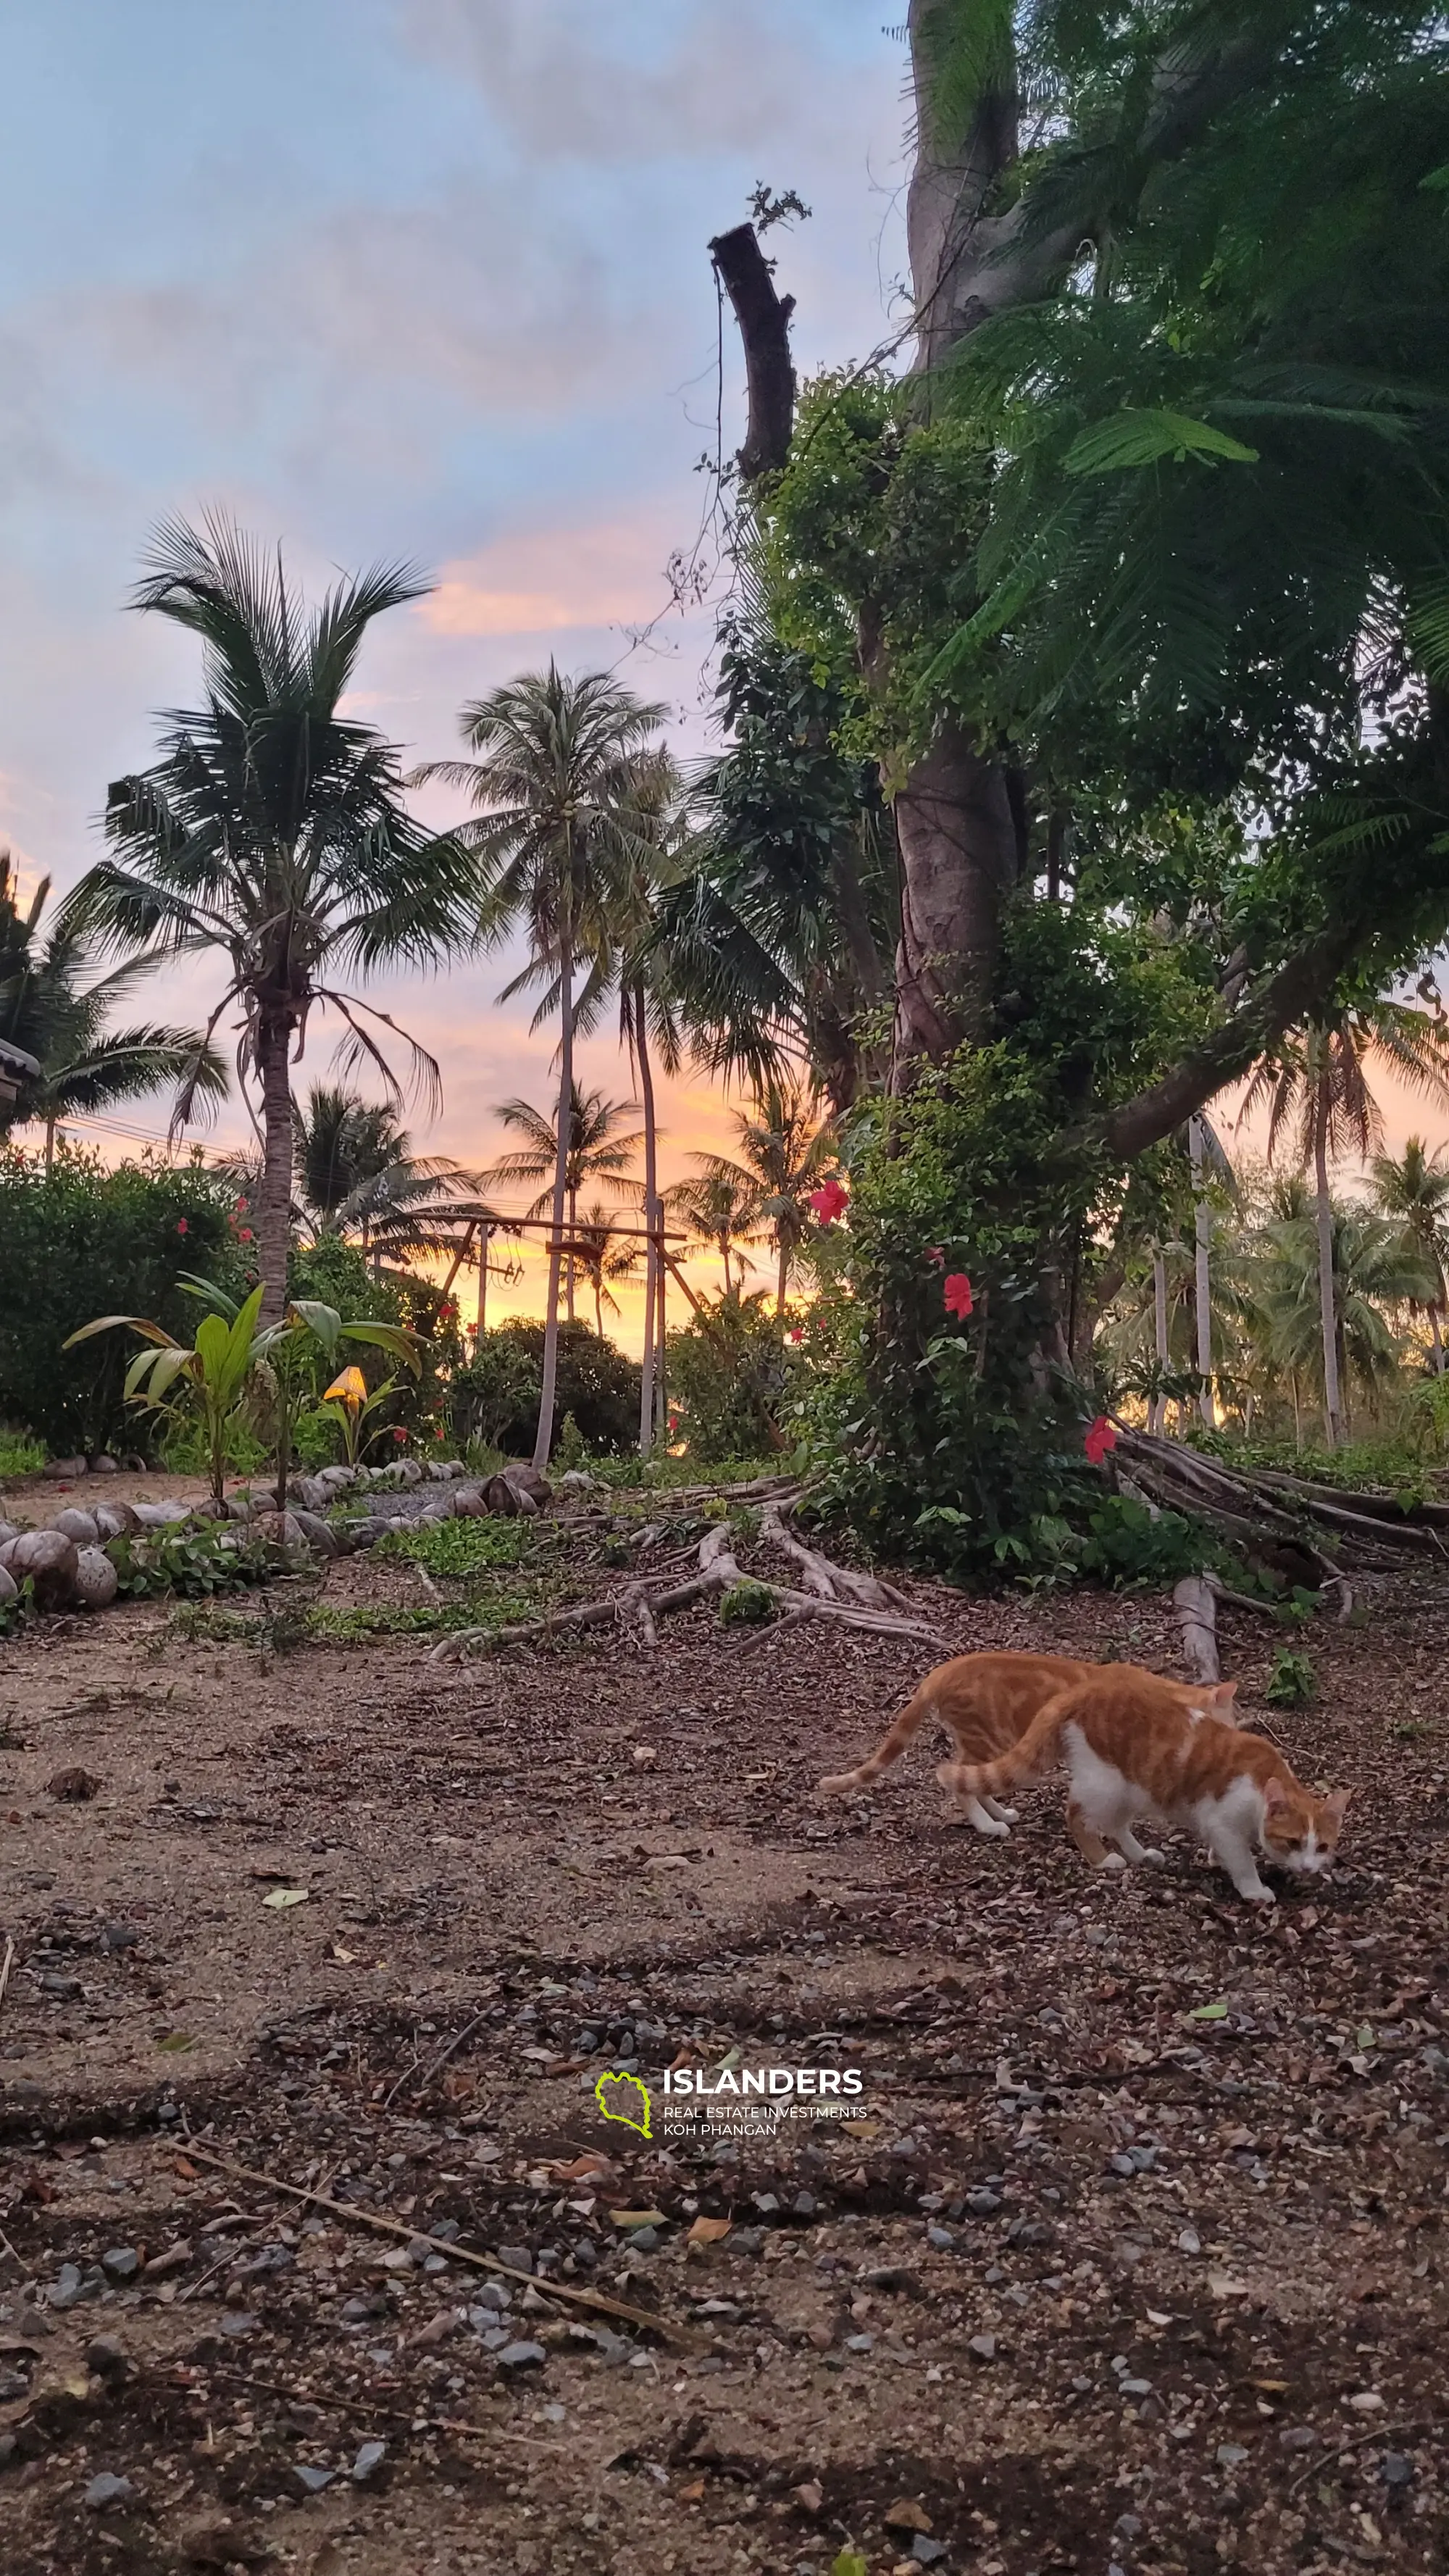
{"left": 609, "top": 750, "right": 690, "bottom": 1454}
{"left": 1251, "top": 1177, "right": 1437, "bottom": 1430}
{"left": 59, "top": 514, "right": 477, "bottom": 1317}
{"left": 0, "top": 855, "right": 227, "bottom": 1167}
{"left": 293, "top": 1084, "right": 406, "bottom": 1230}
{"left": 482, "top": 1084, "right": 643, "bottom": 1320}
{"left": 1369, "top": 1135, "right": 1449, "bottom": 1374}
{"left": 418, "top": 664, "right": 664, "bottom": 1467}
{"left": 665, "top": 1166, "right": 764, "bottom": 1300}
{"left": 569, "top": 1203, "right": 642, "bottom": 1338}
{"left": 1238, "top": 1004, "right": 1449, "bottom": 1446}
{"left": 696, "top": 1075, "right": 835, "bottom": 1317}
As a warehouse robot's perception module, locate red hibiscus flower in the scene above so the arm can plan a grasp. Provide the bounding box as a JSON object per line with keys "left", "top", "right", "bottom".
{"left": 809, "top": 1177, "right": 848, "bottom": 1224}
{"left": 943, "top": 1272, "right": 974, "bottom": 1320}
{"left": 1084, "top": 1414, "right": 1118, "bottom": 1466}
{"left": 926, "top": 1248, "right": 945, "bottom": 1270}
{"left": 788, "top": 1327, "right": 803, "bottom": 1343}
{"left": 238, "top": 1227, "right": 253, "bottom": 1243}
{"left": 176, "top": 1217, "right": 188, "bottom": 1235}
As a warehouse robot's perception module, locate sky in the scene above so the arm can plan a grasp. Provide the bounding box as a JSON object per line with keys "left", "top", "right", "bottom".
{"left": 4, "top": 4, "right": 1442, "bottom": 1353}
{"left": 0, "top": 0, "right": 910, "bottom": 1346}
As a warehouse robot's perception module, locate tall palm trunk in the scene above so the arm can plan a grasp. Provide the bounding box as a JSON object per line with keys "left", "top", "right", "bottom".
{"left": 633, "top": 983, "right": 661, "bottom": 1456}
{"left": 776, "top": 1233, "right": 789, "bottom": 1320}
{"left": 719, "top": 1234, "right": 732, "bottom": 1299}
{"left": 565, "top": 1185, "right": 577, "bottom": 1323}
{"left": 534, "top": 935, "right": 573, "bottom": 1471}
{"left": 256, "top": 1010, "right": 294, "bottom": 1323}
{"left": 1313, "top": 1099, "right": 1344, "bottom": 1448}
{"left": 1150, "top": 1246, "right": 1169, "bottom": 1435}
{"left": 1188, "top": 1117, "right": 1214, "bottom": 1427}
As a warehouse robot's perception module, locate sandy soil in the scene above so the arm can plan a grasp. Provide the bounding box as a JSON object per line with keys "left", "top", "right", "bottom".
{"left": 1, "top": 1518, "right": 1446, "bottom": 2576}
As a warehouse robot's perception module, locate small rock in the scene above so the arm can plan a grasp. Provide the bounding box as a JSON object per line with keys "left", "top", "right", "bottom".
{"left": 845, "top": 2333, "right": 874, "bottom": 2353}
{"left": 884, "top": 2499, "right": 932, "bottom": 2534}
{"left": 85, "top": 2337, "right": 128, "bottom": 2382}
{"left": 472, "top": 2283, "right": 511, "bottom": 2314}
{"left": 220, "top": 2313, "right": 258, "bottom": 2338}
{"left": 85, "top": 2473, "right": 136, "bottom": 2509}
{"left": 101, "top": 2248, "right": 141, "bottom": 2283}
{"left": 100, "top": 1921, "right": 140, "bottom": 1954}
{"left": 496, "top": 2340, "right": 547, "bottom": 2370}
{"left": 1119, "top": 2377, "right": 1153, "bottom": 2398}
{"left": 50, "top": 2263, "right": 88, "bottom": 2311}
{"left": 46, "top": 1767, "right": 100, "bottom": 1804}
{"left": 340, "top": 2293, "right": 388, "bottom": 2322}
{"left": 628, "top": 2227, "right": 660, "bottom": 2252}
{"left": 968, "top": 2334, "right": 996, "bottom": 2362}
{"left": 964, "top": 2188, "right": 1001, "bottom": 2216}
{"left": 1279, "top": 2426, "right": 1316, "bottom": 2451}
{"left": 1381, "top": 2453, "right": 1415, "bottom": 2488}
{"left": 72, "top": 1545, "right": 120, "bottom": 1607}
{"left": 1216, "top": 2443, "right": 1248, "bottom": 2467}
{"left": 90, "top": 1455, "right": 120, "bottom": 1475}
{"left": 411, "top": 2307, "right": 461, "bottom": 2349}
{"left": 926, "top": 2226, "right": 956, "bottom": 2253}
{"left": 496, "top": 2243, "right": 533, "bottom": 2274}
{"left": 38, "top": 1971, "right": 83, "bottom": 1998}
{"left": 294, "top": 2465, "right": 334, "bottom": 2495}
{"left": 351, "top": 2440, "right": 387, "bottom": 2482}
{"left": 1177, "top": 2228, "right": 1201, "bottom": 2256}
{"left": 912, "top": 2543, "right": 949, "bottom": 2567}
{"left": 793, "top": 2481, "right": 824, "bottom": 2514}
{"left": 1347, "top": 2390, "right": 1385, "bottom": 2413}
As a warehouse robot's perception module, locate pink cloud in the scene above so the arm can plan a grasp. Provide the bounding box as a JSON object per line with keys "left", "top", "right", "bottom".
{"left": 419, "top": 511, "right": 680, "bottom": 639}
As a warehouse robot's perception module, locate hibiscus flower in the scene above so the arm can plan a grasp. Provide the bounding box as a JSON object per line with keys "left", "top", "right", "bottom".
{"left": 809, "top": 1177, "right": 848, "bottom": 1224}
{"left": 943, "top": 1272, "right": 974, "bottom": 1320}
{"left": 1084, "top": 1414, "right": 1118, "bottom": 1466}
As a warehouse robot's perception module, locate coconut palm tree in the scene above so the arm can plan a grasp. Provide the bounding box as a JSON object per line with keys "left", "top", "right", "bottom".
{"left": 696, "top": 1075, "right": 835, "bottom": 1318}
{"left": 59, "top": 513, "right": 478, "bottom": 1317}
{"left": 1238, "top": 1004, "right": 1449, "bottom": 1445}
{"left": 293, "top": 1085, "right": 406, "bottom": 1230}
{"left": 417, "top": 664, "right": 665, "bottom": 1467}
{"left": 569, "top": 1204, "right": 642, "bottom": 1339}
{"left": 1369, "top": 1135, "right": 1449, "bottom": 1373}
{"left": 665, "top": 1166, "right": 764, "bottom": 1300}
{"left": 1250, "top": 1177, "right": 1437, "bottom": 1430}
{"left": 0, "top": 856, "right": 227, "bottom": 1167}
{"left": 481, "top": 1083, "right": 643, "bottom": 1321}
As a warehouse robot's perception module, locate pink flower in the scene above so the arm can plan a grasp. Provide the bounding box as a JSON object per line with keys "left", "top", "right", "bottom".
{"left": 809, "top": 1177, "right": 849, "bottom": 1225}
{"left": 926, "top": 1248, "right": 945, "bottom": 1270}
{"left": 238, "top": 1228, "right": 254, "bottom": 1243}
{"left": 943, "top": 1272, "right": 974, "bottom": 1320}
{"left": 1084, "top": 1414, "right": 1118, "bottom": 1467}
{"left": 176, "top": 1218, "right": 188, "bottom": 1235}
{"left": 788, "top": 1327, "right": 803, "bottom": 1343}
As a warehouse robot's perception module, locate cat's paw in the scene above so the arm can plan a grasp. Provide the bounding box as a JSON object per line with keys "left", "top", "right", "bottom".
{"left": 1141, "top": 1846, "right": 1166, "bottom": 1866}
{"left": 1239, "top": 1884, "right": 1276, "bottom": 1905}
{"left": 972, "top": 1817, "right": 1011, "bottom": 1839}
{"left": 994, "top": 1806, "right": 1019, "bottom": 1825}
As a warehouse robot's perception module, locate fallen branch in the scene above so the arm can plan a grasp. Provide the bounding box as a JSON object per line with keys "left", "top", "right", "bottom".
{"left": 174, "top": 2141, "right": 698, "bottom": 2346}
{"left": 431, "top": 1523, "right": 946, "bottom": 1663}
{"left": 758, "top": 1503, "right": 914, "bottom": 1610}
{"left": 205, "top": 2364, "right": 556, "bottom": 2447}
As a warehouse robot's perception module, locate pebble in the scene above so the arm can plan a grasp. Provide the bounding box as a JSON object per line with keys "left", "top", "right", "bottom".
{"left": 50, "top": 2264, "right": 90, "bottom": 2311}
{"left": 85, "top": 2474, "right": 135, "bottom": 2509}
{"left": 295, "top": 2465, "right": 335, "bottom": 2494}
{"left": 496, "top": 2243, "right": 533, "bottom": 2274}
{"left": 912, "top": 2543, "right": 948, "bottom": 2567}
{"left": 101, "top": 2248, "right": 140, "bottom": 2283}
{"left": 352, "top": 2440, "right": 387, "bottom": 2481}
{"left": 38, "top": 1973, "right": 83, "bottom": 2000}
{"left": 472, "top": 2283, "right": 511, "bottom": 2314}
{"left": 926, "top": 2226, "right": 956, "bottom": 2253}
{"left": 845, "top": 2333, "right": 874, "bottom": 2353}
{"left": 1381, "top": 2454, "right": 1415, "bottom": 2487}
{"left": 496, "top": 2340, "right": 547, "bottom": 2370}
{"left": 1279, "top": 2426, "right": 1316, "bottom": 2451}
{"left": 1216, "top": 2443, "right": 1248, "bottom": 2467}
{"left": 220, "top": 2313, "right": 258, "bottom": 2338}
{"left": 968, "top": 2334, "right": 997, "bottom": 2361}
{"left": 627, "top": 2227, "right": 660, "bottom": 2252}
{"left": 1177, "top": 2228, "right": 1201, "bottom": 2255}
{"left": 100, "top": 1922, "right": 140, "bottom": 1953}
{"left": 964, "top": 2188, "right": 1002, "bottom": 2216}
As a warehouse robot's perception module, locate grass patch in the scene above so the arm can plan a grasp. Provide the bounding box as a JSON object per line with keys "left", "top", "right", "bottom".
{"left": 0, "top": 1433, "right": 46, "bottom": 1477}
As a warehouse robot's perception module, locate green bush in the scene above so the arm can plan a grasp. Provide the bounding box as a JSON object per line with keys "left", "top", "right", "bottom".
{"left": 667, "top": 1292, "right": 799, "bottom": 1464}
{"left": 1265, "top": 1647, "right": 1316, "bottom": 1706}
{"left": 718, "top": 1577, "right": 778, "bottom": 1626}
{"left": 0, "top": 1146, "right": 248, "bottom": 1456}
{"left": 450, "top": 1320, "right": 641, "bottom": 1457}
{"left": 0, "top": 1433, "right": 46, "bottom": 1477}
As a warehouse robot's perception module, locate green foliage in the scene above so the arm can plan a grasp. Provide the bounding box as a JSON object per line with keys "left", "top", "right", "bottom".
{"left": 0, "top": 1433, "right": 46, "bottom": 1477}
{"left": 1074, "top": 1496, "right": 1211, "bottom": 1588}
{"left": 451, "top": 1320, "right": 641, "bottom": 1458}
{"left": 556, "top": 1410, "right": 588, "bottom": 1470}
{"left": 717, "top": 1577, "right": 778, "bottom": 1627}
{"left": 377, "top": 1516, "right": 535, "bottom": 1580}
{"left": 159, "top": 1412, "right": 270, "bottom": 1480}
{"left": 105, "top": 1524, "right": 289, "bottom": 1599}
{"left": 0, "top": 1147, "right": 246, "bottom": 1454}
{"left": 668, "top": 1293, "right": 800, "bottom": 1464}
{"left": 1265, "top": 1648, "right": 1317, "bottom": 1708}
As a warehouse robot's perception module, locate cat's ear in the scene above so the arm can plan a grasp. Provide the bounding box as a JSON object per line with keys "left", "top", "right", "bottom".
{"left": 1323, "top": 1788, "right": 1352, "bottom": 1822}
{"left": 1213, "top": 1680, "right": 1238, "bottom": 1706}
{"left": 1261, "top": 1775, "right": 1289, "bottom": 1810}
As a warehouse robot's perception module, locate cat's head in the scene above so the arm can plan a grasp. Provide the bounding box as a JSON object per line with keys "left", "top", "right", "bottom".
{"left": 1261, "top": 1774, "right": 1352, "bottom": 1875}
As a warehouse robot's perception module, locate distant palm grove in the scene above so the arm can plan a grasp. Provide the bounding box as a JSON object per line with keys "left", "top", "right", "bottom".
{"left": 4, "top": 2, "right": 1449, "bottom": 1580}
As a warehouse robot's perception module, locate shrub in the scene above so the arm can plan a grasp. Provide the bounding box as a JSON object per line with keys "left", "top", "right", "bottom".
{"left": 717, "top": 1577, "right": 777, "bottom": 1626}
{"left": 667, "top": 1293, "right": 798, "bottom": 1464}
{"left": 450, "top": 1320, "right": 641, "bottom": 1456}
{"left": 0, "top": 1146, "right": 247, "bottom": 1455}
{"left": 1265, "top": 1647, "right": 1316, "bottom": 1706}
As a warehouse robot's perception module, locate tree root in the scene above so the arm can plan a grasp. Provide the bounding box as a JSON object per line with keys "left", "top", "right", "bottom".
{"left": 1117, "top": 1428, "right": 1437, "bottom": 1570}
{"left": 428, "top": 1519, "right": 948, "bottom": 1664}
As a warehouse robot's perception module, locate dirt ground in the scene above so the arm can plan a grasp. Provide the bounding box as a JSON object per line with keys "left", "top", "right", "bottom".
{"left": 1, "top": 1474, "right": 1447, "bottom": 2576}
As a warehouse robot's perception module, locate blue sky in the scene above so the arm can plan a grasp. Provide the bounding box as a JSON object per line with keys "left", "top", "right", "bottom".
{"left": 0, "top": 2, "right": 908, "bottom": 1327}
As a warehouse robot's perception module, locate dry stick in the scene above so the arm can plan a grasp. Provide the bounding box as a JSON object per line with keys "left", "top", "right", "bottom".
{"left": 382, "top": 2004, "right": 496, "bottom": 2112}
{"left": 172, "top": 2141, "right": 698, "bottom": 2347}
{"left": 1287, "top": 2421, "right": 1437, "bottom": 2500}
{"left": 202, "top": 2364, "right": 553, "bottom": 2448}
{"left": 757, "top": 1502, "right": 913, "bottom": 1611}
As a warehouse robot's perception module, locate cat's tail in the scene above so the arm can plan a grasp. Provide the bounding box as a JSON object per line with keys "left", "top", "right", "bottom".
{"left": 818, "top": 1686, "right": 933, "bottom": 1794}
{"left": 936, "top": 1686, "right": 1078, "bottom": 1802}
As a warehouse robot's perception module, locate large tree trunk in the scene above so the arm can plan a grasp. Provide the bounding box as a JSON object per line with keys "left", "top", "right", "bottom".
{"left": 1313, "top": 1106, "right": 1344, "bottom": 1449}
{"left": 533, "top": 938, "right": 574, "bottom": 1472}
{"left": 633, "top": 983, "right": 661, "bottom": 1456}
{"left": 256, "top": 1009, "right": 294, "bottom": 1323}
{"left": 890, "top": 723, "right": 1021, "bottom": 1072}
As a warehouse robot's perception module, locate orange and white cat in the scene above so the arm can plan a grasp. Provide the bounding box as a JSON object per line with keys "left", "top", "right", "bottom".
{"left": 940, "top": 1664, "right": 1350, "bottom": 1901}
{"left": 818, "top": 1651, "right": 1237, "bottom": 1838}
